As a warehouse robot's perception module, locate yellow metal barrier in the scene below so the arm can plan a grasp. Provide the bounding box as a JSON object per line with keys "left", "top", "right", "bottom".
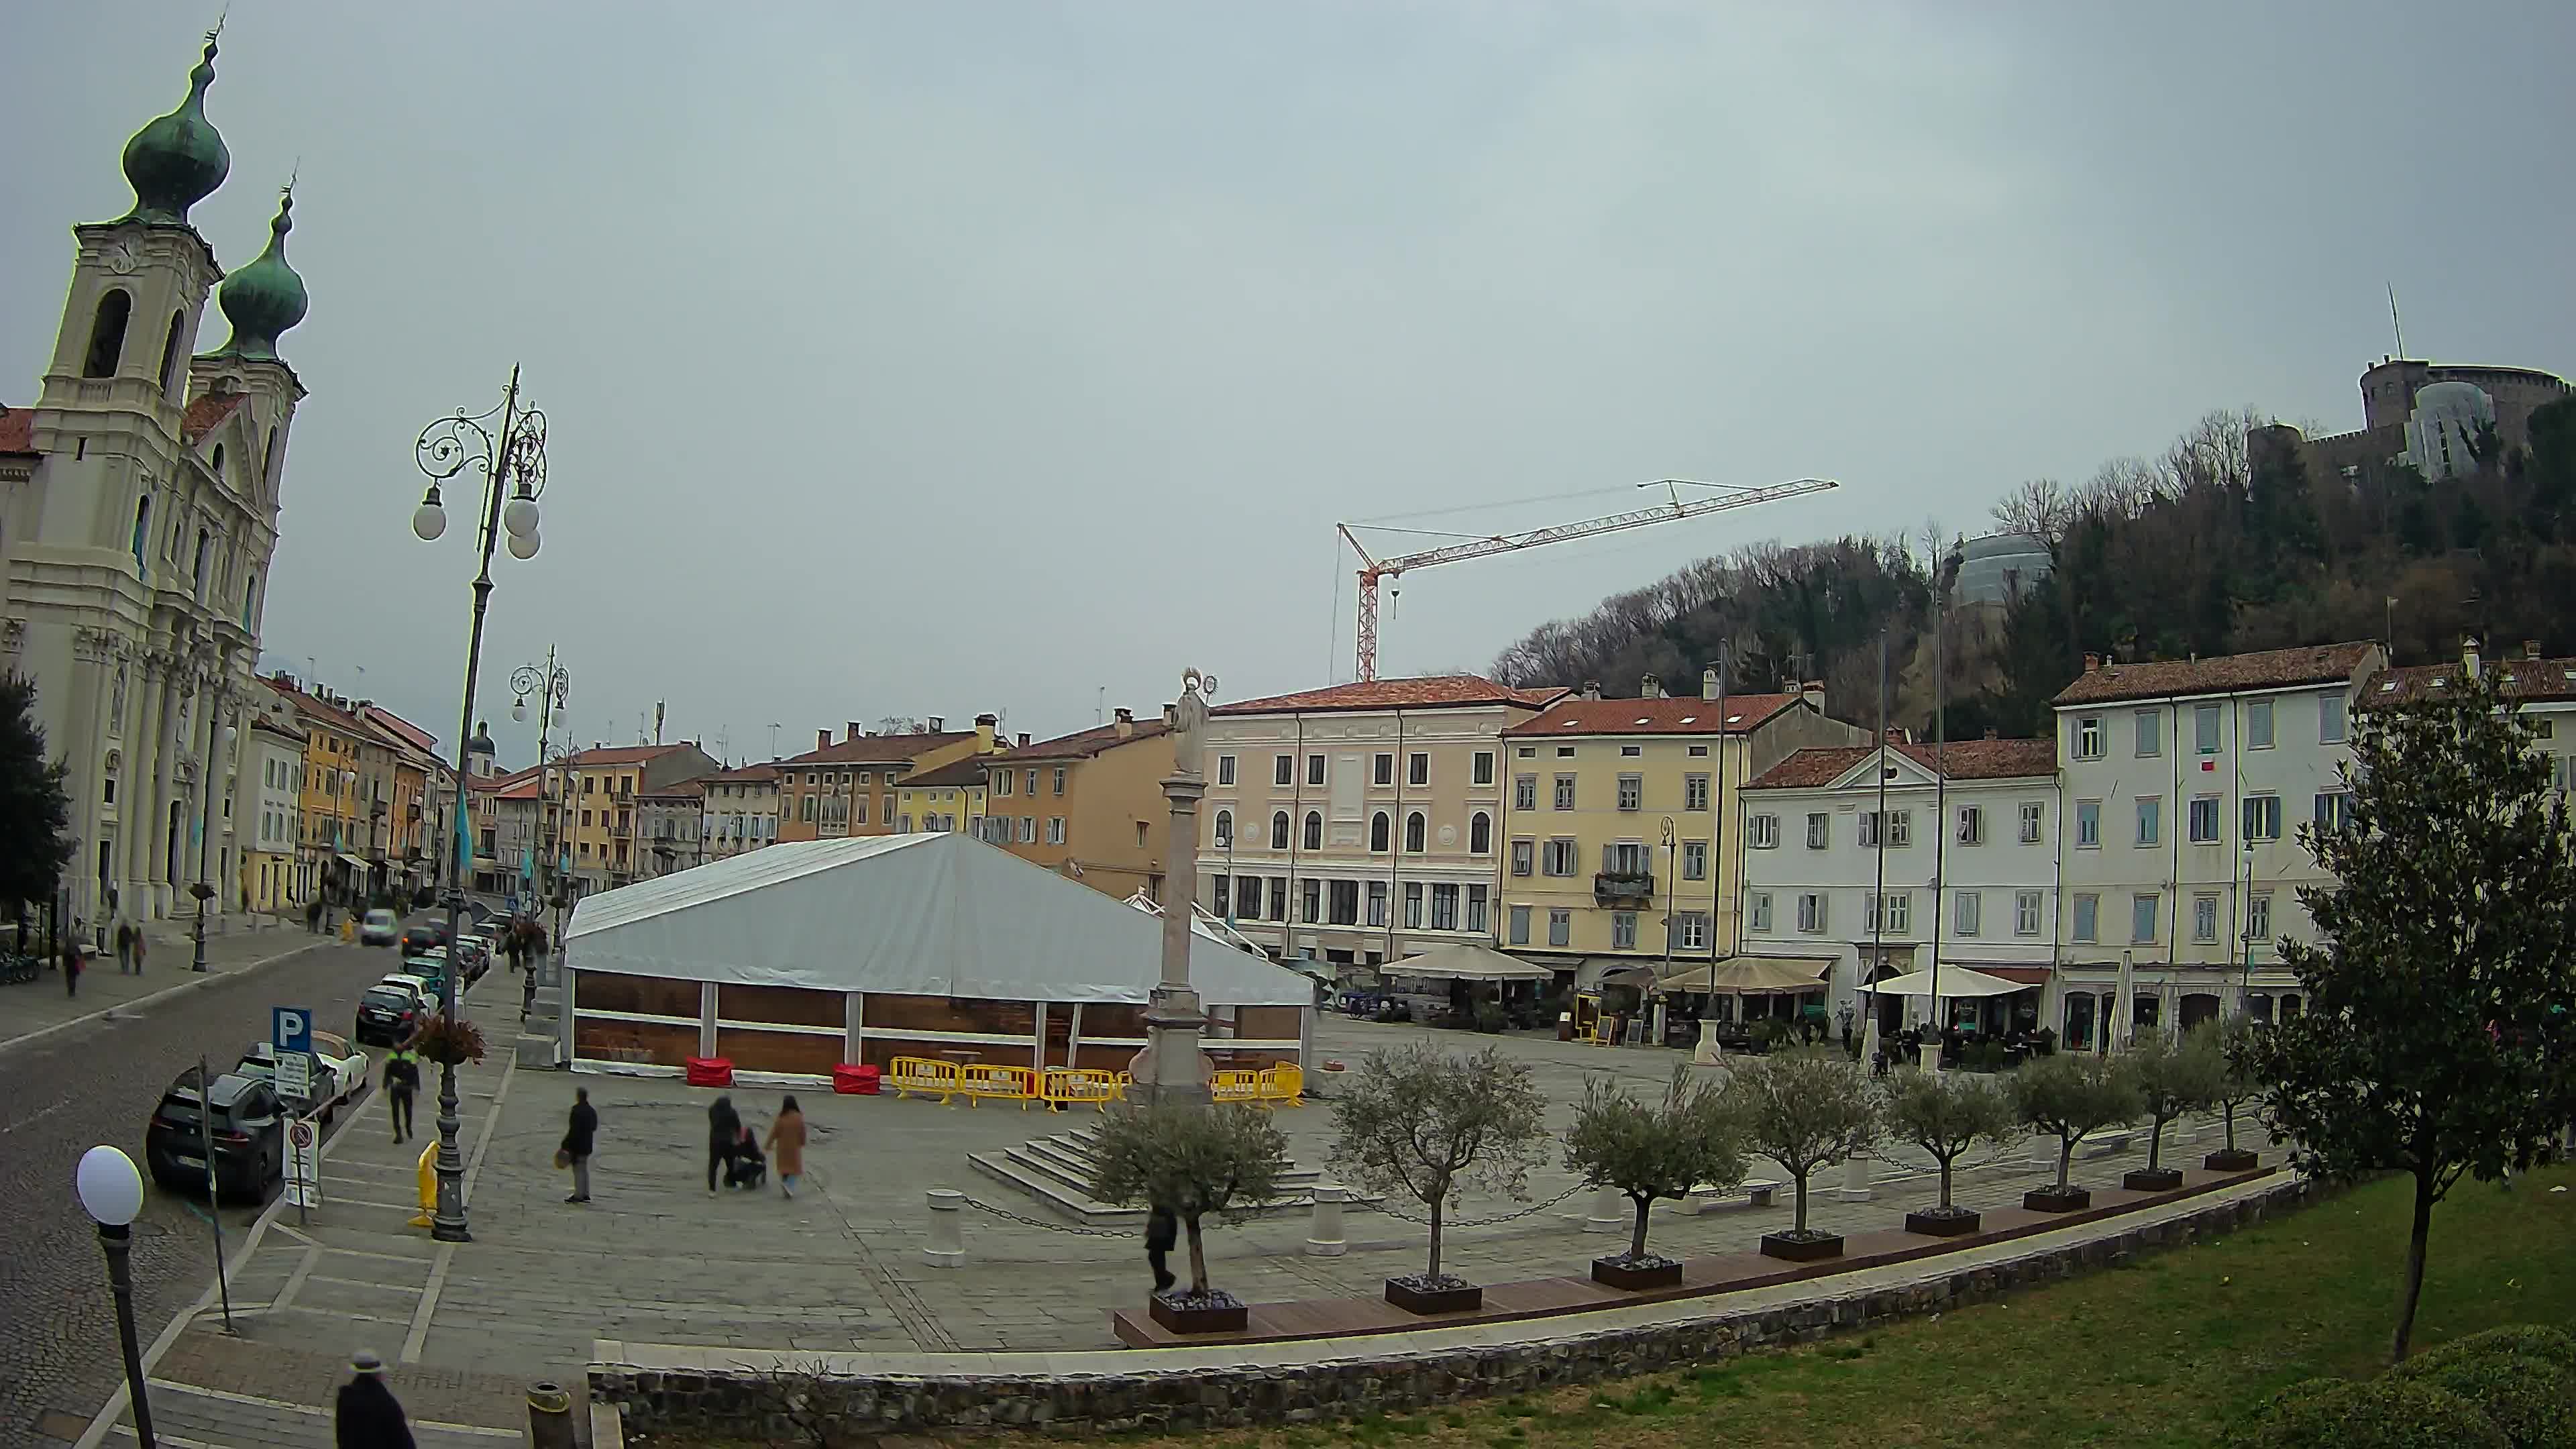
{"left": 886, "top": 1056, "right": 961, "bottom": 1104}
{"left": 1040, "top": 1067, "right": 1122, "bottom": 1112}
{"left": 960, "top": 1063, "right": 1038, "bottom": 1108}
{"left": 1258, "top": 1061, "right": 1305, "bottom": 1108}
{"left": 1210, "top": 1067, "right": 1264, "bottom": 1105}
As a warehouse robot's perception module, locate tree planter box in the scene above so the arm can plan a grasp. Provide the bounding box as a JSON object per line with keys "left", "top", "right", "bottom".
{"left": 2023, "top": 1185, "right": 2092, "bottom": 1212}
{"left": 2123, "top": 1167, "right": 2184, "bottom": 1192}
{"left": 1383, "top": 1276, "right": 1482, "bottom": 1315}
{"left": 1758, "top": 1231, "right": 1844, "bottom": 1263}
{"left": 1904, "top": 1208, "right": 1981, "bottom": 1237}
{"left": 2204, "top": 1148, "right": 2259, "bottom": 1172}
{"left": 1146, "top": 1290, "right": 1248, "bottom": 1335}
{"left": 1591, "top": 1254, "right": 1684, "bottom": 1290}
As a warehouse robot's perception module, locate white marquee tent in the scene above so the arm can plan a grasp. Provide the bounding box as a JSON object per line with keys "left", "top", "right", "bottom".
{"left": 562, "top": 832, "right": 1313, "bottom": 1006}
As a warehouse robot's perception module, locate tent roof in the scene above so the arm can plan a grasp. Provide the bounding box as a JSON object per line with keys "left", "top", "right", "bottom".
{"left": 563, "top": 833, "right": 1311, "bottom": 1007}
{"left": 1863, "top": 965, "right": 2027, "bottom": 998}
{"left": 1385, "top": 943, "right": 1556, "bottom": 982}
{"left": 1656, "top": 956, "right": 1833, "bottom": 995}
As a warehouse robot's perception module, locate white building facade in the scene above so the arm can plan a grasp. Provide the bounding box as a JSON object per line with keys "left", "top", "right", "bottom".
{"left": 700, "top": 764, "right": 781, "bottom": 861}
{"left": 2051, "top": 643, "right": 2383, "bottom": 1046}
{"left": 1198, "top": 676, "right": 1561, "bottom": 971}
{"left": 1739, "top": 739, "right": 2061, "bottom": 1036}
{"left": 241, "top": 716, "right": 303, "bottom": 913}
{"left": 1, "top": 36, "right": 310, "bottom": 929}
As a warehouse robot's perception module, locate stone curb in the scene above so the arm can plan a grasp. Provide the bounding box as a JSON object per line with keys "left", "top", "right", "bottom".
{"left": 0, "top": 939, "right": 329, "bottom": 1061}
{"left": 593, "top": 1176, "right": 2323, "bottom": 1436}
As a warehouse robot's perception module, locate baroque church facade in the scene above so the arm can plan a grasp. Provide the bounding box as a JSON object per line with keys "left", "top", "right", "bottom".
{"left": 0, "top": 32, "right": 311, "bottom": 928}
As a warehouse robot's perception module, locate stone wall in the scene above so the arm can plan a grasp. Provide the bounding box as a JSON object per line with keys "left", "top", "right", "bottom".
{"left": 593, "top": 1178, "right": 2320, "bottom": 1438}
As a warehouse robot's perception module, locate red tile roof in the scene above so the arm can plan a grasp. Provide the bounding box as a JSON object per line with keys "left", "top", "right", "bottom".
{"left": 1504, "top": 694, "right": 1803, "bottom": 737}
{"left": 2368, "top": 656, "right": 2576, "bottom": 706}
{"left": 902, "top": 757, "right": 991, "bottom": 789}
{"left": 1745, "top": 737, "right": 2057, "bottom": 791}
{"left": 358, "top": 704, "right": 439, "bottom": 757}
{"left": 2052, "top": 643, "right": 2379, "bottom": 706}
{"left": 248, "top": 716, "right": 306, "bottom": 745}
{"left": 0, "top": 407, "right": 34, "bottom": 456}
{"left": 994, "top": 718, "right": 1172, "bottom": 761}
{"left": 564, "top": 744, "right": 690, "bottom": 767}
{"left": 637, "top": 779, "right": 707, "bottom": 800}
{"left": 705, "top": 762, "right": 782, "bottom": 784}
{"left": 266, "top": 676, "right": 368, "bottom": 736}
{"left": 181, "top": 392, "right": 248, "bottom": 445}
{"left": 774, "top": 731, "right": 976, "bottom": 767}
{"left": 1213, "top": 675, "right": 1566, "bottom": 716}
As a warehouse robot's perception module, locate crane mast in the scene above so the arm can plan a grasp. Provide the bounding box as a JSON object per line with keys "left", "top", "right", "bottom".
{"left": 1338, "top": 476, "right": 1839, "bottom": 682}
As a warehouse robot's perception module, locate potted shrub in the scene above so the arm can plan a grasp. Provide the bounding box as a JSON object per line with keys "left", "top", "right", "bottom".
{"left": 2011, "top": 1052, "right": 2139, "bottom": 1212}
{"left": 1724, "top": 1053, "right": 1882, "bottom": 1261}
{"left": 2124, "top": 1026, "right": 2224, "bottom": 1191}
{"left": 1330, "top": 1043, "right": 1549, "bottom": 1314}
{"left": 1089, "top": 1104, "right": 1289, "bottom": 1334}
{"left": 1562, "top": 1065, "right": 1747, "bottom": 1289}
{"left": 1882, "top": 1066, "right": 2016, "bottom": 1236}
{"left": 2204, "top": 1018, "right": 2265, "bottom": 1171}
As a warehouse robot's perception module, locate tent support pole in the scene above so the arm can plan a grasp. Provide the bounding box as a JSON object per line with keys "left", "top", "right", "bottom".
{"left": 1032, "top": 1002, "right": 1048, "bottom": 1073}
{"left": 1066, "top": 1003, "right": 1084, "bottom": 1075}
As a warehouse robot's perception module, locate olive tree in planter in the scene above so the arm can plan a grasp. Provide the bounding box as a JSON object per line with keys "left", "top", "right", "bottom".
{"left": 2123, "top": 1026, "right": 2226, "bottom": 1191}
{"left": 2011, "top": 1051, "right": 2141, "bottom": 1212}
{"left": 1881, "top": 1066, "right": 2017, "bottom": 1236}
{"left": 1723, "top": 1053, "right": 1882, "bottom": 1262}
{"left": 1330, "top": 1042, "right": 1550, "bottom": 1314}
{"left": 1089, "top": 1103, "right": 1290, "bottom": 1334}
{"left": 1562, "top": 1065, "right": 1747, "bottom": 1289}
{"left": 2204, "top": 1018, "right": 2267, "bottom": 1171}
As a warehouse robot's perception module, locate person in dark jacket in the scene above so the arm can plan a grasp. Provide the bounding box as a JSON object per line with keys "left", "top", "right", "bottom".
{"left": 707, "top": 1095, "right": 741, "bottom": 1194}
{"left": 335, "top": 1349, "right": 415, "bottom": 1449}
{"left": 723, "top": 1124, "right": 766, "bottom": 1189}
{"left": 1144, "top": 1203, "right": 1178, "bottom": 1294}
{"left": 562, "top": 1088, "right": 597, "bottom": 1203}
{"left": 382, "top": 1048, "right": 420, "bottom": 1144}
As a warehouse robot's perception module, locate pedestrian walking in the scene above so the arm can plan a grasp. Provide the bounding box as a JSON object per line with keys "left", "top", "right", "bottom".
{"left": 131, "top": 931, "right": 146, "bottom": 975}
{"left": 62, "top": 943, "right": 80, "bottom": 998}
{"left": 764, "top": 1094, "right": 806, "bottom": 1199}
{"left": 307, "top": 897, "right": 324, "bottom": 933}
{"left": 1839, "top": 1003, "right": 1855, "bottom": 1054}
{"left": 383, "top": 1046, "right": 420, "bottom": 1144}
{"left": 114, "top": 921, "right": 135, "bottom": 975}
{"left": 561, "top": 1087, "right": 597, "bottom": 1203}
{"left": 706, "top": 1095, "right": 741, "bottom": 1194}
{"left": 1144, "top": 1203, "right": 1178, "bottom": 1293}
{"left": 334, "top": 1350, "right": 415, "bottom": 1449}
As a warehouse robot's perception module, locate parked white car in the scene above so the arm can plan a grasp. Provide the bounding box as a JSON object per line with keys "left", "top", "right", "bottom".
{"left": 236, "top": 1029, "right": 370, "bottom": 1122}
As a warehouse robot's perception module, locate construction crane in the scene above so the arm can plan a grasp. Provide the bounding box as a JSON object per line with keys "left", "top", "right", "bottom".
{"left": 1336, "top": 476, "right": 1840, "bottom": 682}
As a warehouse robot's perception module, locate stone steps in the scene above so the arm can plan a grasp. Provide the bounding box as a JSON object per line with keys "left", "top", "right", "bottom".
{"left": 967, "top": 1125, "right": 1358, "bottom": 1227}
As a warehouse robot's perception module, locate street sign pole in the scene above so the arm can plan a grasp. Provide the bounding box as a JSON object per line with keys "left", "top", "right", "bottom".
{"left": 196, "top": 1057, "right": 234, "bottom": 1334}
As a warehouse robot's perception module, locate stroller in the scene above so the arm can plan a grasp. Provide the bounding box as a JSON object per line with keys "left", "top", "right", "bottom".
{"left": 722, "top": 1126, "right": 767, "bottom": 1190}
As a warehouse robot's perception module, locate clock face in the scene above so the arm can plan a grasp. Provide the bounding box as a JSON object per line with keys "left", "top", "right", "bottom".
{"left": 106, "top": 239, "right": 140, "bottom": 275}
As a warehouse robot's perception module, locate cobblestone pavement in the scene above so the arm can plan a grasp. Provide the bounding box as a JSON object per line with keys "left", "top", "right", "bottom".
{"left": 0, "top": 920, "right": 462, "bottom": 1449}
{"left": 66, "top": 1012, "right": 2279, "bottom": 1447}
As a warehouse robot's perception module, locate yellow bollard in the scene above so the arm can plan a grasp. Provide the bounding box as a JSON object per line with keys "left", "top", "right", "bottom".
{"left": 341, "top": 918, "right": 356, "bottom": 943}
{"left": 411, "top": 1142, "right": 435, "bottom": 1228}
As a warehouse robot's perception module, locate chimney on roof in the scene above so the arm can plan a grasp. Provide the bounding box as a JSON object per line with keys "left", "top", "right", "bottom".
{"left": 2526, "top": 639, "right": 2544, "bottom": 661}
{"left": 974, "top": 713, "right": 997, "bottom": 751}
{"left": 2463, "top": 635, "right": 2482, "bottom": 679}
{"left": 1801, "top": 680, "right": 1825, "bottom": 708}
{"left": 1016, "top": 732, "right": 1030, "bottom": 747}
{"left": 926, "top": 716, "right": 945, "bottom": 733}
{"left": 847, "top": 721, "right": 864, "bottom": 742}
{"left": 817, "top": 729, "right": 831, "bottom": 752}
{"left": 1114, "top": 707, "right": 1134, "bottom": 738}
{"left": 1702, "top": 667, "right": 1721, "bottom": 702}
{"left": 1640, "top": 673, "right": 1663, "bottom": 699}
{"left": 1581, "top": 680, "right": 1602, "bottom": 701}
{"left": 2083, "top": 652, "right": 2101, "bottom": 674}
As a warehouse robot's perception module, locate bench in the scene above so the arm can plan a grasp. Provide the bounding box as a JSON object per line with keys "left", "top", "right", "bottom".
{"left": 1684, "top": 1178, "right": 1785, "bottom": 1213}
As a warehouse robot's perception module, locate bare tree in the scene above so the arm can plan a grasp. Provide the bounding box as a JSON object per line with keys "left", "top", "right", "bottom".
{"left": 1990, "top": 477, "right": 2073, "bottom": 544}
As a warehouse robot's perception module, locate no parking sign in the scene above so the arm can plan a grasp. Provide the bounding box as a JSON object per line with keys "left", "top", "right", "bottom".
{"left": 286, "top": 1118, "right": 321, "bottom": 1209}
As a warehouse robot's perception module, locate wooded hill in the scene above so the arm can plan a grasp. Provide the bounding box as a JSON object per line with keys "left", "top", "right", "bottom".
{"left": 1489, "top": 396, "right": 2576, "bottom": 739}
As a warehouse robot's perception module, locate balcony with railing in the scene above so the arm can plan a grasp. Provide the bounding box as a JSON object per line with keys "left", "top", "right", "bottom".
{"left": 1594, "top": 871, "right": 1655, "bottom": 904}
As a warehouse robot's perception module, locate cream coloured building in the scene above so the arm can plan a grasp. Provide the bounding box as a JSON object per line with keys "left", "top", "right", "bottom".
{"left": 1197, "top": 675, "right": 1564, "bottom": 971}
{"left": 2, "top": 34, "right": 311, "bottom": 928}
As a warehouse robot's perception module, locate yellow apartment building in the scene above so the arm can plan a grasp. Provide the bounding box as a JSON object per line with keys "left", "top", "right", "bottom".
{"left": 894, "top": 756, "right": 989, "bottom": 833}
{"left": 773, "top": 714, "right": 1003, "bottom": 843}
{"left": 986, "top": 708, "right": 1173, "bottom": 901}
{"left": 1497, "top": 672, "right": 1864, "bottom": 980}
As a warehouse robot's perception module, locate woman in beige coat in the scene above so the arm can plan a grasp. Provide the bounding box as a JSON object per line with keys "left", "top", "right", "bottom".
{"left": 763, "top": 1096, "right": 807, "bottom": 1198}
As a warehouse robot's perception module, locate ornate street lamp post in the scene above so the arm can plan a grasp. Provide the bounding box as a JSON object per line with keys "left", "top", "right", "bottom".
{"left": 76, "top": 1145, "right": 156, "bottom": 1449}
{"left": 1144, "top": 669, "right": 1216, "bottom": 1107}
{"left": 512, "top": 651, "right": 570, "bottom": 903}
{"left": 409, "top": 367, "right": 549, "bottom": 1242}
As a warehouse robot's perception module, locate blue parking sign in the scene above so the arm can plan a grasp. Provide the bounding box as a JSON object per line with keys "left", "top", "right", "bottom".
{"left": 273, "top": 1006, "right": 311, "bottom": 1055}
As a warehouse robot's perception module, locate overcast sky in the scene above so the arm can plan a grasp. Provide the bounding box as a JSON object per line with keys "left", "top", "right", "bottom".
{"left": 7, "top": 2, "right": 2571, "bottom": 766}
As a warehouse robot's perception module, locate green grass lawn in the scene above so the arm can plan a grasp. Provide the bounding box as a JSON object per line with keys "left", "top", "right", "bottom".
{"left": 1146, "top": 1161, "right": 2576, "bottom": 1449}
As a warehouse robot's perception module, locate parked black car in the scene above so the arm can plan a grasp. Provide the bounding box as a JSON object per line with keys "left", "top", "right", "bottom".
{"left": 398, "top": 920, "right": 448, "bottom": 957}
{"left": 144, "top": 1071, "right": 284, "bottom": 1201}
{"left": 353, "top": 982, "right": 423, "bottom": 1047}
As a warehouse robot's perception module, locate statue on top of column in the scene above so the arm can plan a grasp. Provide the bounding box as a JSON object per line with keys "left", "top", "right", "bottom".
{"left": 1171, "top": 667, "right": 1216, "bottom": 780}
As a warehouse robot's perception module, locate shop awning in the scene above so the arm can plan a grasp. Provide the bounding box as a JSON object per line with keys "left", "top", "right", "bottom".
{"left": 1385, "top": 943, "right": 1556, "bottom": 982}
{"left": 334, "top": 853, "right": 369, "bottom": 871}
{"left": 1656, "top": 956, "right": 1833, "bottom": 995}
{"left": 1595, "top": 964, "right": 1660, "bottom": 988}
{"left": 1863, "top": 965, "right": 2028, "bottom": 998}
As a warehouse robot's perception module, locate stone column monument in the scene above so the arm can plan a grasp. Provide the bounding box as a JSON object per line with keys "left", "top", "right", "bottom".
{"left": 1142, "top": 667, "right": 1217, "bottom": 1108}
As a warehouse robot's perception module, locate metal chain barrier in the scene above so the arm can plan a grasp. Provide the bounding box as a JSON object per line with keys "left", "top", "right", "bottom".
{"left": 957, "top": 1194, "right": 1144, "bottom": 1238}
{"left": 1371, "top": 1183, "right": 1585, "bottom": 1228}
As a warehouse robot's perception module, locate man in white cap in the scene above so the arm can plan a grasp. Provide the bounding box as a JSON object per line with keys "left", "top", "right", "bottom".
{"left": 335, "top": 1350, "right": 414, "bottom": 1449}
